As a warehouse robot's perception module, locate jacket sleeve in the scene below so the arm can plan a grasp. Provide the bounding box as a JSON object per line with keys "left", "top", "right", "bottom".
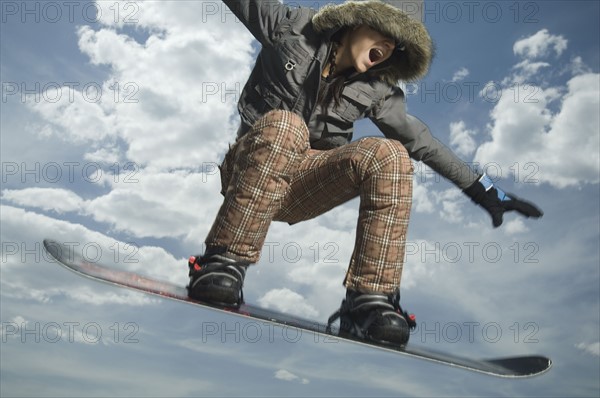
{"left": 222, "top": 0, "right": 293, "bottom": 46}
{"left": 371, "top": 85, "right": 479, "bottom": 190}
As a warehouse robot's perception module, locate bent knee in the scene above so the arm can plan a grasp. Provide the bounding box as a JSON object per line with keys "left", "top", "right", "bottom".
{"left": 251, "top": 110, "right": 309, "bottom": 144}
{"left": 247, "top": 110, "right": 310, "bottom": 152}
{"left": 260, "top": 109, "right": 303, "bottom": 124}
{"left": 357, "top": 137, "right": 413, "bottom": 175}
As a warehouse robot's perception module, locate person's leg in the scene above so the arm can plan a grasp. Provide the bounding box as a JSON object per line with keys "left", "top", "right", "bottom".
{"left": 276, "top": 136, "right": 413, "bottom": 293}
{"left": 276, "top": 136, "right": 415, "bottom": 345}
{"left": 206, "top": 109, "right": 311, "bottom": 259}
{"left": 188, "top": 110, "right": 310, "bottom": 306}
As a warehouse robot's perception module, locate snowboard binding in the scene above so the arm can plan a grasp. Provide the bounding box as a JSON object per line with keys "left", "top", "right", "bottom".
{"left": 327, "top": 289, "right": 416, "bottom": 347}
{"left": 187, "top": 249, "right": 248, "bottom": 308}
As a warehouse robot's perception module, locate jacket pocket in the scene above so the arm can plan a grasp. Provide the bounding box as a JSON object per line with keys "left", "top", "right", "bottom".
{"left": 241, "top": 83, "right": 283, "bottom": 125}
{"left": 274, "top": 40, "right": 310, "bottom": 87}
{"left": 254, "top": 83, "right": 283, "bottom": 108}
{"left": 335, "top": 86, "right": 372, "bottom": 121}
{"left": 275, "top": 40, "right": 309, "bottom": 70}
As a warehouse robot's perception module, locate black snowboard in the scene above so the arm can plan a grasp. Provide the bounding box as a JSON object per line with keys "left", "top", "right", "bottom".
{"left": 43, "top": 239, "right": 551, "bottom": 378}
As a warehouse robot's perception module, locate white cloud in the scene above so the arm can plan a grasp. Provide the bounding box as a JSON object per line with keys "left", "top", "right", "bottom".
{"left": 12, "top": 315, "right": 27, "bottom": 325}
{"left": 513, "top": 29, "right": 568, "bottom": 59}
{"left": 0, "top": 316, "right": 29, "bottom": 339}
{"left": 476, "top": 30, "right": 598, "bottom": 188}
{"left": 258, "top": 288, "right": 319, "bottom": 319}
{"left": 1, "top": 205, "right": 186, "bottom": 303}
{"left": 1, "top": 168, "right": 222, "bottom": 240}
{"left": 63, "top": 285, "right": 156, "bottom": 307}
{"left": 84, "top": 147, "right": 122, "bottom": 164}
{"left": 503, "top": 219, "right": 530, "bottom": 235}
{"left": 26, "top": 84, "right": 117, "bottom": 143}
{"left": 90, "top": 169, "right": 223, "bottom": 240}
{"left": 508, "top": 60, "right": 551, "bottom": 84}
{"left": 3, "top": 276, "right": 155, "bottom": 307}
{"left": 26, "top": 2, "right": 255, "bottom": 172}
{"left": 274, "top": 369, "right": 310, "bottom": 384}
{"left": 449, "top": 120, "right": 477, "bottom": 157}
{"left": 576, "top": 342, "right": 600, "bottom": 357}
{"left": 475, "top": 73, "right": 600, "bottom": 188}
{"left": 402, "top": 239, "right": 438, "bottom": 289}
{"left": 568, "top": 56, "right": 593, "bottom": 76}
{"left": 2, "top": 188, "right": 85, "bottom": 214}
{"left": 0, "top": 316, "right": 26, "bottom": 340}
{"left": 2, "top": 261, "right": 157, "bottom": 308}
{"left": 451, "top": 67, "right": 469, "bottom": 82}
{"left": 286, "top": 260, "right": 347, "bottom": 292}
{"left": 10, "top": 1, "right": 264, "bottom": 252}
{"left": 434, "top": 188, "right": 466, "bottom": 224}
{"left": 411, "top": 177, "right": 435, "bottom": 214}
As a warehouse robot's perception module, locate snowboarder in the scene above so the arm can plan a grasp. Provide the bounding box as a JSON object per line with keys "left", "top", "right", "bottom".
{"left": 187, "top": 0, "right": 543, "bottom": 347}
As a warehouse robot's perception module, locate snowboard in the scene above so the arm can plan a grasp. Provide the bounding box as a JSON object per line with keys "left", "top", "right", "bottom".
{"left": 43, "top": 239, "right": 551, "bottom": 378}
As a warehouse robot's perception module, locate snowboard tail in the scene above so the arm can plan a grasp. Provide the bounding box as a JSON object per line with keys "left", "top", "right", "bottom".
{"left": 43, "top": 239, "right": 551, "bottom": 378}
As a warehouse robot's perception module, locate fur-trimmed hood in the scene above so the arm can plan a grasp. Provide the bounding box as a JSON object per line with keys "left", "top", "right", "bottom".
{"left": 312, "top": 0, "right": 433, "bottom": 83}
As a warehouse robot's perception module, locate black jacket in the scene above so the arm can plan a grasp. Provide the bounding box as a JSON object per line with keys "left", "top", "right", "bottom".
{"left": 223, "top": 0, "right": 478, "bottom": 189}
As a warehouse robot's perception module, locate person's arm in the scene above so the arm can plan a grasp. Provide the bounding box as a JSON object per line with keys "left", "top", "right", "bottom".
{"left": 371, "top": 85, "right": 543, "bottom": 227}
{"left": 222, "top": 0, "right": 293, "bottom": 46}
{"left": 371, "top": 85, "right": 479, "bottom": 189}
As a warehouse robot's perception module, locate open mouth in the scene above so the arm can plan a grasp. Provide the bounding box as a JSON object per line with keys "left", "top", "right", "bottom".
{"left": 369, "top": 48, "right": 385, "bottom": 64}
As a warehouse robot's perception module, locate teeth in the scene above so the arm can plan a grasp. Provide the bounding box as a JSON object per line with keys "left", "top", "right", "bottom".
{"left": 369, "top": 48, "right": 384, "bottom": 63}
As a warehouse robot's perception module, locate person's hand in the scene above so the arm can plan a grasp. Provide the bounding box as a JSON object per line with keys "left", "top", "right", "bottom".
{"left": 464, "top": 174, "right": 543, "bottom": 228}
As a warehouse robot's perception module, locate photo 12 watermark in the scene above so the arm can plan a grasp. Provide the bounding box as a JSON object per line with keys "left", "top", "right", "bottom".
{"left": 192, "top": 1, "right": 540, "bottom": 25}
{"left": 1, "top": 161, "right": 220, "bottom": 187}
{"left": 1, "top": 321, "right": 140, "bottom": 344}
{"left": 1, "top": 1, "right": 140, "bottom": 24}
{"left": 1, "top": 1, "right": 542, "bottom": 26}
{"left": 421, "top": 1, "right": 540, "bottom": 24}
{"left": 403, "top": 81, "right": 544, "bottom": 105}
{"left": 2, "top": 81, "right": 139, "bottom": 104}
{"left": 200, "top": 81, "right": 242, "bottom": 104}
{"left": 2, "top": 161, "right": 141, "bottom": 185}
{"left": 412, "top": 161, "right": 540, "bottom": 185}
{"left": 1, "top": 240, "right": 140, "bottom": 265}
{"left": 199, "top": 321, "right": 337, "bottom": 345}
{"left": 412, "top": 321, "right": 541, "bottom": 344}
{"left": 193, "top": 319, "right": 542, "bottom": 346}
{"left": 404, "top": 240, "right": 540, "bottom": 265}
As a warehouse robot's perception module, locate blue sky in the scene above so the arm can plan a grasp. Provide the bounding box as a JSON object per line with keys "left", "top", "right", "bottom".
{"left": 1, "top": 0, "right": 599, "bottom": 396}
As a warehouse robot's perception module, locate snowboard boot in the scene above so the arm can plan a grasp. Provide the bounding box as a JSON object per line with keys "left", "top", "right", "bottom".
{"left": 187, "top": 248, "right": 248, "bottom": 308}
{"left": 327, "top": 289, "right": 416, "bottom": 347}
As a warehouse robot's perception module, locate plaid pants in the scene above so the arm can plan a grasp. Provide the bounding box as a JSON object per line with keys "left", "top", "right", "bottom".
{"left": 205, "top": 110, "right": 413, "bottom": 293}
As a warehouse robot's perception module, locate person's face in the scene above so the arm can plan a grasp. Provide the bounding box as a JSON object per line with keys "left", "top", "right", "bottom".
{"left": 345, "top": 25, "right": 396, "bottom": 73}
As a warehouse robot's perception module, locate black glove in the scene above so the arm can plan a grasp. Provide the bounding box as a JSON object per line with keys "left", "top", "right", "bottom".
{"left": 464, "top": 174, "right": 543, "bottom": 228}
